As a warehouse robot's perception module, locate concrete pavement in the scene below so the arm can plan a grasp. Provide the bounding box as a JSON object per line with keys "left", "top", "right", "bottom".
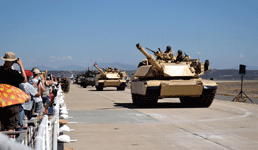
{"left": 63, "top": 84, "right": 258, "bottom": 150}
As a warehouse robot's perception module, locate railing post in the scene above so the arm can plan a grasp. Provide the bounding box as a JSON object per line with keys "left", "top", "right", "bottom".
{"left": 35, "top": 115, "right": 48, "bottom": 150}
{"left": 46, "top": 120, "right": 50, "bottom": 150}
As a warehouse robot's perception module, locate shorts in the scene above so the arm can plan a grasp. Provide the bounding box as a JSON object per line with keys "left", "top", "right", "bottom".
{"left": 24, "top": 110, "right": 33, "bottom": 120}
{"left": 0, "top": 104, "right": 20, "bottom": 131}
{"left": 35, "top": 101, "right": 43, "bottom": 116}
{"left": 42, "top": 96, "right": 50, "bottom": 108}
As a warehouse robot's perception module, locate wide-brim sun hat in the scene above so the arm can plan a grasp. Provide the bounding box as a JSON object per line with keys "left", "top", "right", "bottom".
{"left": 1, "top": 52, "right": 17, "bottom": 61}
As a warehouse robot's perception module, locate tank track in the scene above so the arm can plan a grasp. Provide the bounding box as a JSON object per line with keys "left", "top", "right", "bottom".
{"left": 131, "top": 92, "right": 158, "bottom": 106}
{"left": 180, "top": 89, "right": 217, "bottom": 108}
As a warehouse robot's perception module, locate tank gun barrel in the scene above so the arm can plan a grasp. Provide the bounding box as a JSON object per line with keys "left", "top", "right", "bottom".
{"left": 94, "top": 64, "right": 106, "bottom": 76}
{"left": 136, "top": 43, "right": 162, "bottom": 70}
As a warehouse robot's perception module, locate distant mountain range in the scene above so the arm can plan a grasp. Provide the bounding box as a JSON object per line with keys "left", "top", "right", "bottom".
{"left": 25, "top": 62, "right": 138, "bottom": 71}
{"left": 97, "top": 62, "right": 137, "bottom": 70}
{"left": 25, "top": 65, "right": 86, "bottom": 71}
{"left": 201, "top": 69, "right": 258, "bottom": 80}
{"left": 230, "top": 65, "right": 258, "bottom": 70}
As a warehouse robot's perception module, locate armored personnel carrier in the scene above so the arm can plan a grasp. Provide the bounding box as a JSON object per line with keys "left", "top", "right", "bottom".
{"left": 94, "top": 64, "right": 127, "bottom": 91}
{"left": 79, "top": 70, "right": 97, "bottom": 88}
{"left": 131, "top": 43, "right": 217, "bottom": 107}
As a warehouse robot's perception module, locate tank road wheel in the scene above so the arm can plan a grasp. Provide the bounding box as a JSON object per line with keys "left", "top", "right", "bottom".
{"left": 96, "top": 86, "right": 103, "bottom": 91}
{"left": 132, "top": 93, "right": 141, "bottom": 105}
{"left": 132, "top": 94, "right": 147, "bottom": 106}
{"left": 145, "top": 94, "right": 158, "bottom": 105}
{"left": 82, "top": 84, "right": 87, "bottom": 88}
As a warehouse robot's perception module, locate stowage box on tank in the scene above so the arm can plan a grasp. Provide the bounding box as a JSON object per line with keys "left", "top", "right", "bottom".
{"left": 94, "top": 64, "right": 127, "bottom": 91}
{"left": 131, "top": 43, "right": 218, "bottom": 107}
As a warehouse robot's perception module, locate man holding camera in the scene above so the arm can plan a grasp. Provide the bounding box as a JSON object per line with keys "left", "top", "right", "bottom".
{"left": 0, "top": 52, "right": 26, "bottom": 132}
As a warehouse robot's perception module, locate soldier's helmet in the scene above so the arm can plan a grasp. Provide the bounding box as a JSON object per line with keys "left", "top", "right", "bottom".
{"left": 165, "top": 46, "right": 171, "bottom": 53}
{"left": 108, "top": 67, "right": 113, "bottom": 71}
{"left": 178, "top": 50, "right": 182, "bottom": 55}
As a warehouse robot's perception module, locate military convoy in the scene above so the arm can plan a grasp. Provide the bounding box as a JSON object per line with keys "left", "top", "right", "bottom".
{"left": 94, "top": 64, "right": 127, "bottom": 91}
{"left": 130, "top": 43, "right": 218, "bottom": 107}
{"left": 76, "top": 43, "right": 217, "bottom": 108}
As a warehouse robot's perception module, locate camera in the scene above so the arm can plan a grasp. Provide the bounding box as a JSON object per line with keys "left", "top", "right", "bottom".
{"left": 14, "top": 58, "right": 19, "bottom": 63}
{"left": 37, "top": 80, "right": 41, "bottom": 86}
{"left": 47, "top": 74, "right": 52, "bottom": 80}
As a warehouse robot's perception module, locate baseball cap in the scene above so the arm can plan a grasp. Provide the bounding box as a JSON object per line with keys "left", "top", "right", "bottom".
{"left": 32, "top": 68, "right": 41, "bottom": 74}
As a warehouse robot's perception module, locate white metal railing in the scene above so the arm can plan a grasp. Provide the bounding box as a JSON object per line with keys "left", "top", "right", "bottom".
{"left": 35, "top": 86, "right": 62, "bottom": 150}
{"left": 0, "top": 84, "right": 66, "bottom": 150}
{"left": 35, "top": 115, "right": 48, "bottom": 150}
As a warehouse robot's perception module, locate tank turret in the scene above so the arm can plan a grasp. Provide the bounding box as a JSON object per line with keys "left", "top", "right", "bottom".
{"left": 135, "top": 43, "right": 210, "bottom": 78}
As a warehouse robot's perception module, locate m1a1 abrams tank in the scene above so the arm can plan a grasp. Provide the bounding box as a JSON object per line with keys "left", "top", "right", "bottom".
{"left": 80, "top": 70, "right": 97, "bottom": 88}
{"left": 131, "top": 43, "right": 218, "bottom": 107}
{"left": 94, "top": 64, "right": 127, "bottom": 91}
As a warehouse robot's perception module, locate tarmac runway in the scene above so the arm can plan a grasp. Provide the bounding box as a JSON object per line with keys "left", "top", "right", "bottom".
{"left": 63, "top": 84, "right": 258, "bottom": 150}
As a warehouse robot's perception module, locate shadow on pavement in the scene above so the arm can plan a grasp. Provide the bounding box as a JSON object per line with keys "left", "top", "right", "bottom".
{"left": 89, "top": 89, "right": 121, "bottom": 91}
{"left": 114, "top": 102, "right": 204, "bottom": 109}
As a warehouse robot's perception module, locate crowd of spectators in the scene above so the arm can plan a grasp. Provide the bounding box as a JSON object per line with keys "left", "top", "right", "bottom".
{"left": 0, "top": 52, "right": 63, "bottom": 135}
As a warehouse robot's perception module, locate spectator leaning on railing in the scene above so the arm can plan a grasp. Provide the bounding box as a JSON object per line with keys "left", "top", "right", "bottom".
{"left": 17, "top": 70, "right": 42, "bottom": 131}
{"left": 29, "top": 68, "right": 45, "bottom": 117}
{"left": 0, "top": 52, "right": 26, "bottom": 132}
{"left": 40, "top": 70, "right": 53, "bottom": 110}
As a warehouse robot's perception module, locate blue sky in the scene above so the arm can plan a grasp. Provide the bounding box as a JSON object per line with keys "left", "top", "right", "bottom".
{"left": 0, "top": 0, "right": 257, "bottom": 70}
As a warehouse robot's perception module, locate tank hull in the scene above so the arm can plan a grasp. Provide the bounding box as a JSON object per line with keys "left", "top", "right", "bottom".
{"left": 131, "top": 79, "right": 217, "bottom": 107}
{"left": 80, "top": 77, "right": 96, "bottom": 88}
{"left": 95, "top": 79, "right": 127, "bottom": 91}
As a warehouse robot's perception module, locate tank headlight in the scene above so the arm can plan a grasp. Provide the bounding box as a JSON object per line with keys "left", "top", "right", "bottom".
{"left": 203, "top": 86, "right": 217, "bottom": 90}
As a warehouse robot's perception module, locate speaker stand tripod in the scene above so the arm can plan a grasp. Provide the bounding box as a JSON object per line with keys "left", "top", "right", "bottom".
{"left": 232, "top": 75, "right": 253, "bottom": 102}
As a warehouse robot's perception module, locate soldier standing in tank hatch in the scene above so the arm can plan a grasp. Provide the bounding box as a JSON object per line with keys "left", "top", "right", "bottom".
{"left": 164, "top": 46, "right": 173, "bottom": 58}
{"left": 175, "top": 50, "right": 184, "bottom": 62}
